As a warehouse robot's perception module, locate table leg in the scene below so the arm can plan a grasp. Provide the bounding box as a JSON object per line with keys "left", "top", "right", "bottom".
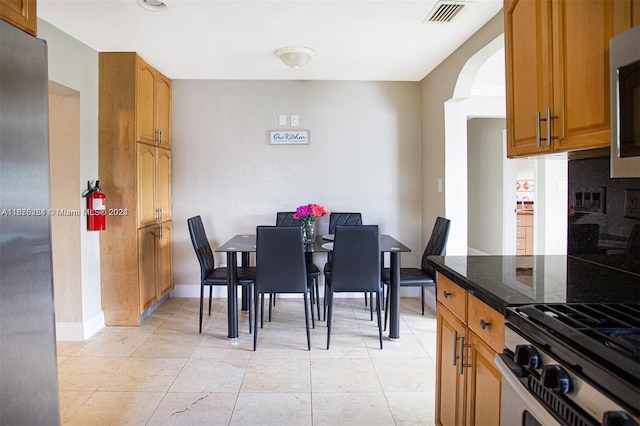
{"left": 389, "top": 252, "right": 401, "bottom": 340}
{"left": 240, "top": 252, "right": 250, "bottom": 312}
{"left": 227, "top": 251, "right": 238, "bottom": 339}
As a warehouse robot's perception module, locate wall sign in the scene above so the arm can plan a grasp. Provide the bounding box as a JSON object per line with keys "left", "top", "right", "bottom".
{"left": 270, "top": 130, "right": 310, "bottom": 145}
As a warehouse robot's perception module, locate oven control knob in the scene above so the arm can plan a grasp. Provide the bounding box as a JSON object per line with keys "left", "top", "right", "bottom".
{"left": 514, "top": 345, "right": 541, "bottom": 369}
{"left": 602, "top": 411, "right": 638, "bottom": 426}
{"left": 541, "top": 365, "right": 571, "bottom": 394}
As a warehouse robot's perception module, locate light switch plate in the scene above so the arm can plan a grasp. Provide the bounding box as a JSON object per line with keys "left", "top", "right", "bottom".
{"left": 278, "top": 115, "right": 286, "bottom": 126}
{"left": 624, "top": 188, "right": 640, "bottom": 219}
{"left": 291, "top": 114, "right": 299, "bottom": 126}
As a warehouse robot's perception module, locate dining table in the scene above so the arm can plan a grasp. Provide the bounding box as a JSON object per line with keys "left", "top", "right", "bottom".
{"left": 215, "top": 233, "right": 411, "bottom": 340}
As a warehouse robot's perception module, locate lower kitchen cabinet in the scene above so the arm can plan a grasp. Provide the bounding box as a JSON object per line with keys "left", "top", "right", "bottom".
{"left": 138, "top": 221, "right": 172, "bottom": 313}
{"left": 436, "top": 275, "right": 504, "bottom": 426}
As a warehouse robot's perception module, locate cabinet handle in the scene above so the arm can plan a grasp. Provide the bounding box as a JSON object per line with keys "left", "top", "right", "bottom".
{"left": 459, "top": 337, "right": 472, "bottom": 375}
{"left": 158, "top": 129, "right": 163, "bottom": 145}
{"left": 452, "top": 330, "right": 458, "bottom": 366}
{"left": 443, "top": 290, "right": 452, "bottom": 298}
{"left": 546, "top": 108, "right": 558, "bottom": 146}
{"left": 159, "top": 207, "right": 163, "bottom": 221}
{"left": 157, "top": 225, "right": 163, "bottom": 239}
{"left": 536, "top": 111, "right": 542, "bottom": 148}
{"left": 480, "top": 319, "right": 490, "bottom": 330}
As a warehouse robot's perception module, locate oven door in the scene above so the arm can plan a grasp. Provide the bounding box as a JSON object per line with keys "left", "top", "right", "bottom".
{"left": 494, "top": 354, "right": 560, "bottom": 426}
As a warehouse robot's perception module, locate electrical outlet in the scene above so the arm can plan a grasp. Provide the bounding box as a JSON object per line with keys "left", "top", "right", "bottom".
{"left": 624, "top": 189, "right": 640, "bottom": 219}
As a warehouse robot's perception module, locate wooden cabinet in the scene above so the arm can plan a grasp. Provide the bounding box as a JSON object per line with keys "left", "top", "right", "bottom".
{"left": 99, "top": 52, "right": 172, "bottom": 326}
{"left": 137, "top": 144, "right": 171, "bottom": 228}
{"left": 516, "top": 213, "right": 534, "bottom": 255}
{"left": 436, "top": 275, "right": 505, "bottom": 426}
{"left": 505, "top": 0, "right": 634, "bottom": 158}
{"left": 137, "top": 57, "right": 172, "bottom": 148}
{"left": 138, "top": 221, "right": 172, "bottom": 313}
{"left": 0, "top": 0, "right": 36, "bottom": 36}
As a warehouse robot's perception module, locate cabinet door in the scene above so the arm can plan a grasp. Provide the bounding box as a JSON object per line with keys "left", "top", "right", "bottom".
{"left": 156, "top": 147, "right": 171, "bottom": 222}
{"left": 137, "top": 143, "right": 156, "bottom": 227}
{"left": 156, "top": 73, "right": 172, "bottom": 148}
{"left": 0, "top": 0, "right": 36, "bottom": 36}
{"left": 505, "top": 0, "right": 554, "bottom": 157}
{"left": 138, "top": 226, "right": 159, "bottom": 313}
{"left": 136, "top": 58, "right": 157, "bottom": 146}
{"left": 465, "top": 332, "right": 502, "bottom": 426}
{"left": 552, "top": 0, "right": 624, "bottom": 152}
{"left": 157, "top": 221, "right": 173, "bottom": 298}
{"left": 436, "top": 304, "right": 466, "bottom": 426}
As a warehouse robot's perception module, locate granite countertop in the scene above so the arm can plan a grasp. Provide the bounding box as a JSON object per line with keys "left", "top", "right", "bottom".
{"left": 426, "top": 254, "right": 640, "bottom": 315}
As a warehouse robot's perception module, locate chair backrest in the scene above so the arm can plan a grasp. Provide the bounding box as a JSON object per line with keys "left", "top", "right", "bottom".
{"left": 420, "top": 217, "right": 451, "bottom": 276}
{"left": 276, "top": 211, "right": 303, "bottom": 227}
{"left": 328, "top": 212, "right": 362, "bottom": 233}
{"left": 625, "top": 224, "right": 640, "bottom": 256}
{"left": 256, "top": 226, "right": 307, "bottom": 294}
{"left": 331, "top": 225, "right": 380, "bottom": 292}
{"left": 187, "top": 215, "right": 215, "bottom": 282}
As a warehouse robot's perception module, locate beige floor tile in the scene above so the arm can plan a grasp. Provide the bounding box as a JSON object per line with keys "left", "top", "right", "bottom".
{"left": 100, "top": 357, "right": 187, "bottom": 392}
{"left": 169, "top": 358, "right": 247, "bottom": 393}
{"left": 312, "top": 392, "right": 395, "bottom": 425}
{"left": 58, "top": 356, "right": 127, "bottom": 391}
{"left": 73, "top": 332, "right": 152, "bottom": 358}
{"left": 63, "top": 391, "right": 164, "bottom": 425}
{"left": 241, "top": 358, "right": 311, "bottom": 393}
{"left": 372, "top": 357, "right": 436, "bottom": 392}
{"left": 59, "top": 390, "right": 93, "bottom": 424}
{"left": 57, "top": 297, "right": 436, "bottom": 425}
{"left": 230, "top": 393, "right": 312, "bottom": 425}
{"left": 311, "top": 358, "right": 382, "bottom": 393}
{"left": 132, "top": 333, "right": 202, "bottom": 358}
{"left": 385, "top": 391, "right": 436, "bottom": 425}
{"left": 147, "top": 392, "right": 236, "bottom": 425}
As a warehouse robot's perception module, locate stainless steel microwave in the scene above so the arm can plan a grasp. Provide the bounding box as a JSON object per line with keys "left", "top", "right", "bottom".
{"left": 610, "top": 25, "right": 640, "bottom": 178}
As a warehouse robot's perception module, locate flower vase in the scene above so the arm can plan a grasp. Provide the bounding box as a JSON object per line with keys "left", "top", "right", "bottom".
{"left": 302, "top": 220, "right": 316, "bottom": 244}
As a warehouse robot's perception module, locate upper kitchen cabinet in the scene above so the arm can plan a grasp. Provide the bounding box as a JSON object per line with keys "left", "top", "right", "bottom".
{"left": 137, "top": 57, "right": 172, "bottom": 148}
{"left": 0, "top": 0, "right": 36, "bottom": 36}
{"left": 505, "top": 0, "right": 635, "bottom": 158}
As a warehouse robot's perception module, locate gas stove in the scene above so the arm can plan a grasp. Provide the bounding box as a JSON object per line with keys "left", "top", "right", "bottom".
{"left": 498, "top": 303, "right": 640, "bottom": 426}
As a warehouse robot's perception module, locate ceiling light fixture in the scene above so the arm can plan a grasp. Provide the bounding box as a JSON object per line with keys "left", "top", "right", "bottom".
{"left": 275, "top": 46, "right": 315, "bottom": 69}
{"left": 137, "top": 0, "right": 167, "bottom": 12}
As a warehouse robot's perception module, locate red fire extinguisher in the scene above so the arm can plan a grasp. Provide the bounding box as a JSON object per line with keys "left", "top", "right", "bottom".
{"left": 83, "top": 180, "right": 106, "bottom": 231}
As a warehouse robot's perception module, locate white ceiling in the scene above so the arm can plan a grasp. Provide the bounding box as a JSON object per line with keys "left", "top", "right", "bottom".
{"left": 38, "top": 0, "right": 503, "bottom": 81}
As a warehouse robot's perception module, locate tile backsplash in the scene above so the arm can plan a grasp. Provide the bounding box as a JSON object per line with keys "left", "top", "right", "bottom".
{"left": 568, "top": 156, "right": 640, "bottom": 255}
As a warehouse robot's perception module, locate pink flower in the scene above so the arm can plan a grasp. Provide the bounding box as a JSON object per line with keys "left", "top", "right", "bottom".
{"left": 293, "top": 203, "right": 330, "bottom": 223}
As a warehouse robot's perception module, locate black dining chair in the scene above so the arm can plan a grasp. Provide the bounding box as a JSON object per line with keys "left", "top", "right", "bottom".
{"left": 187, "top": 215, "right": 256, "bottom": 334}
{"left": 382, "top": 216, "right": 450, "bottom": 327}
{"left": 323, "top": 212, "right": 364, "bottom": 319}
{"left": 326, "top": 225, "right": 383, "bottom": 350}
{"left": 254, "top": 226, "right": 313, "bottom": 351}
{"left": 276, "top": 212, "right": 322, "bottom": 320}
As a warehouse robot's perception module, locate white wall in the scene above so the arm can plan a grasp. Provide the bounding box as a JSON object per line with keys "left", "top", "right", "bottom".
{"left": 172, "top": 80, "right": 423, "bottom": 295}
{"left": 39, "top": 19, "right": 104, "bottom": 340}
{"left": 467, "top": 118, "right": 506, "bottom": 254}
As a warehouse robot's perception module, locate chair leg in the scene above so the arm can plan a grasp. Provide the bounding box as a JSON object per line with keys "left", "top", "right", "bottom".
{"left": 247, "top": 285, "right": 252, "bottom": 334}
{"left": 268, "top": 293, "right": 273, "bottom": 322}
{"left": 208, "top": 285, "right": 213, "bottom": 316}
{"left": 314, "top": 277, "right": 321, "bottom": 321}
{"left": 326, "top": 289, "right": 333, "bottom": 350}
{"left": 376, "top": 289, "right": 383, "bottom": 350}
{"left": 310, "top": 291, "right": 315, "bottom": 330}
{"left": 364, "top": 292, "right": 368, "bottom": 306}
{"left": 199, "top": 284, "right": 205, "bottom": 333}
{"left": 260, "top": 293, "right": 265, "bottom": 328}
{"left": 253, "top": 288, "right": 259, "bottom": 351}
{"left": 303, "top": 293, "right": 311, "bottom": 351}
{"left": 421, "top": 287, "right": 425, "bottom": 315}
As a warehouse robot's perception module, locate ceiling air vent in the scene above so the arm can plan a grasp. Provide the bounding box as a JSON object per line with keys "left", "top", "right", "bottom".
{"left": 425, "top": 1, "right": 466, "bottom": 23}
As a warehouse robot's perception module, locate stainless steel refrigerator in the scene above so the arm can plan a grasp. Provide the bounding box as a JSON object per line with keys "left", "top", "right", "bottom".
{"left": 0, "top": 19, "right": 61, "bottom": 424}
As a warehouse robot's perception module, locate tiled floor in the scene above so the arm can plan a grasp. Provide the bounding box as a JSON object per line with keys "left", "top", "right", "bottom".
{"left": 57, "top": 297, "right": 437, "bottom": 425}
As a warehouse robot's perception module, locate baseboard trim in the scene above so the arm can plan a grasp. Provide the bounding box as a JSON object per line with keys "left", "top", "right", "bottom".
{"left": 56, "top": 310, "right": 105, "bottom": 342}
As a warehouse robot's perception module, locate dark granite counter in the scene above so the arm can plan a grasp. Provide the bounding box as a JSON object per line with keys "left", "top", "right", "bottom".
{"left": 426, "top": 254, "right": 640, "bottom": 315}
